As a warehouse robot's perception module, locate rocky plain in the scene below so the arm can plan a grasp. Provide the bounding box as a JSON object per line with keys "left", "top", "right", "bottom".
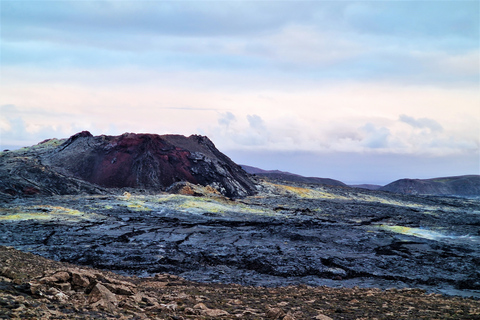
{"left": 1, "top": 132, "right": 479, "bottom": 319}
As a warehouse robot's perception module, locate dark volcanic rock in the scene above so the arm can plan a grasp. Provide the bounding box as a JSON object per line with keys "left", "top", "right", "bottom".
{"left": 2, "top": 184, "right": 479, "bottom": 298}
{"left": 0, "top": 131, "right": 257, "bottom": 198}
{"left": 380, "top": 175, "right": 480, "bottom": 197}
{"left": 241, "top": 165, "right": 347, "bottom": 187}
{"left": 0, "top": 140, "right": 107, "bottom": 200}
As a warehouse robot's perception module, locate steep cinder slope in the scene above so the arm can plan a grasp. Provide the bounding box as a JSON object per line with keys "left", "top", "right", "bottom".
{"left": 0, "top": 131, "right": 257, "bottom": 198}
{"left": 380, "top": 175, "right": 480, "bottom": 197}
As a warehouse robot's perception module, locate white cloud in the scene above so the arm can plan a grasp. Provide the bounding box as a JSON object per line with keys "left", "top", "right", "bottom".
{"left": 399, "top": 115, "right": 443, "bottom": 132}
{"left": 360, "top": 123, "right": 391, "bottom": 149}
{"left": 218, "top": 112, "right": 236, "bottom": 128}
{"left": 247, "top": 114, "right": 265, "bottom": 132}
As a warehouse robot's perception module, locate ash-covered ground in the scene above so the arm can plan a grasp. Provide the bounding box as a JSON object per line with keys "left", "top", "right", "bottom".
{"left": 1, "top": 178, "right": 479, "bottom": 298}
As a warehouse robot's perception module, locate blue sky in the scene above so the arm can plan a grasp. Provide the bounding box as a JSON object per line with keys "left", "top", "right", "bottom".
{"left": 1, "top": 1, "right": 479, "bottom": 184}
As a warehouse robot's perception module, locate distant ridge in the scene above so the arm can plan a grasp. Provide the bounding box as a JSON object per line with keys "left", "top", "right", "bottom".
{"left": 349, "top": 184, "right": 382, "bottom": 191}
{"left": 380, "top": 175, "right": 480, "bottom": 197}
{"left": 241, "top": 165, "right": 347, "bottom": 187}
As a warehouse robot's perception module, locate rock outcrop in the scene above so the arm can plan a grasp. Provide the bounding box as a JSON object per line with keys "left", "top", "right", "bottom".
{"left": 380, "top": 175, "right": 480, "bottom": 197}
{"left": 0, "top": 131, "right": 257, "bottom": 198}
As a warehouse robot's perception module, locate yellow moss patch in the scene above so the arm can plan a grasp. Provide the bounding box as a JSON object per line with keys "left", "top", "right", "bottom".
{"left": 177, "top": 198, "right": 265, "bottom": 215}
{"left": 126, "top": 201, "right": 151, "bottom": 212}
{"left": 269, "top": 183, "right": 348, "bottom": 200}
{"left": 0, "top": 205, "right": 100, "bottom": 221}
{"left": 376, "top": 225, "right": 448, "bottom": 241}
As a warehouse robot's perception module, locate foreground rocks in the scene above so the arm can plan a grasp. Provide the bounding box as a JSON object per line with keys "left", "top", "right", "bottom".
{"left": 1, "top": 246, "right": 479, "bottom": 319}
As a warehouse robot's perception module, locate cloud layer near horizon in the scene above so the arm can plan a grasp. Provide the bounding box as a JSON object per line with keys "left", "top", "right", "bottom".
{"left": 1, "top": 1, "right": 479, "bottom": 182}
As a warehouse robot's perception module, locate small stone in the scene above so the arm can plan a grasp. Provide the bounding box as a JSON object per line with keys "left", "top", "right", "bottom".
{"left": 266, "top": 307, "right": 285, "bottom": 319}
{"left": 46, "top": 287, "right": 61, "bottom": 296}
{"left": 54, "top": 292, "right": 69, "bottom": 303}
{"left": 54, "top": 282, "right": 71, "bottom": 292}
{"left": 185, "top": 307, "right": 200, "bottom": 315}
{"left": 314, "top": 314, "right": 333, "bottom": 320}
{"left": 88, "top": 283, "right": 118, "bottom": 307}
{"left": 283, "top": 313, "right": 296, "bottom": 320}
{"left": 229, "top": 299, "right": 243, "bottom": 305}
{"left": 203, "top": 308, "right": 229, "bottom": 317}
{"left": 40, "top": 271, "right": 71, "bottom": 283}
{"left": 158, "top": 302, "right": 177, "bottom": 312}
{"left": 103, "top": 282, "right": 135, "bottom": 296}
{"left": 71, "top": 272, "right": 90, "bottom": 288}
{"left": 29, "top": 283, "right": 44, "bottom": 296}
{"left": 193, "top": 303, "right": 209, "bottom": 310}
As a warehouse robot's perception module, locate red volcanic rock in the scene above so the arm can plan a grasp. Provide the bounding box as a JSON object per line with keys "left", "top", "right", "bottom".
{"left": 42, "top": 131, "right": 256, "bottom": 198}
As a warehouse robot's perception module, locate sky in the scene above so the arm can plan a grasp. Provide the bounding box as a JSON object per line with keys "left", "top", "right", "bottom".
{"left": 1, "top": 0, "right": 479, "bottom": 185}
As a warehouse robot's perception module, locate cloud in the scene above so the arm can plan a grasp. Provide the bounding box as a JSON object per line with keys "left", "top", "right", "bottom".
{"left": 247, "top": 114, "right": 265, "bottom": 131}
{"left": 2, "top": 1, "right": 477, "bottom": 86}
{"left": 360, "top": 123, "right": 391, "bottom": 149}
{"left": 218, "top": 112, "right": 236, "bottom": 128}
{"left": 1, "top": 1, "right": 478, "bottom": 164}
{"left": 0, "top": 106, "right": 62, "bottom": 148}
{"left": 399, "top": 115, "right": 443, "bottom": 132}
{"left": 343, "top": 1, "right": 479, "bottom": 39}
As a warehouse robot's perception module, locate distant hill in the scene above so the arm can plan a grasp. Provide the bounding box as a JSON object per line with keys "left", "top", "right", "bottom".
{"left": 349, "top": 184, "right": 383, "bottom": 191}
{"left": 241, "top": 165, "right": 347, "bottom": 187}
{"left": 380, "top": 175, "right": 480, "bottom": 197}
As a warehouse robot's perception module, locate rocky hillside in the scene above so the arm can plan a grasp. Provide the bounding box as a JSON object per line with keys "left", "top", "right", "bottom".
{"left": 241, "top": 165, "right": 346, "bottom": 187}
{"left": 0, "top": 131, "right": 257, "bottom": 199}
{"left": 380, "top": 175, "right": 480, "bottom": 197}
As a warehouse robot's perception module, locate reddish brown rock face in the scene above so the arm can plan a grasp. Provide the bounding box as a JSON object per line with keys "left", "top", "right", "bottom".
{"left": 78, "top": 133, "right": 197, "bottom": 189}
{"left": 42, "top": 131, "right": 256, "bottom": 198}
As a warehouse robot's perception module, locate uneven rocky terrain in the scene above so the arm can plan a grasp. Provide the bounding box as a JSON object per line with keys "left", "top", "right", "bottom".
{"left": 1, "top": 246, "right": 480, "bottom": 319}
{"left": 1, "top": 178, "right": 479, "bottom": 299}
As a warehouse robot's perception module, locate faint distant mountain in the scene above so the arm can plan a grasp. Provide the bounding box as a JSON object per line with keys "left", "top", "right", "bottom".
{"left": 380, "top": 175, "right": 480, "bottom": 197}
{"left": 349, "top": 184, "right": 383, "bottom": 191}
{"left": 241, "top": 165, "right": 347, "bottom": 187}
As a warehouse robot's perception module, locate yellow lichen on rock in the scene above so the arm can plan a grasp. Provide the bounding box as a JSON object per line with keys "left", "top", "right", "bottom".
{"left": 0, "top": 205, "right": 100, "bottom": 221}
{"left": 268, "top": 183, "right": 348, "bottom": 200}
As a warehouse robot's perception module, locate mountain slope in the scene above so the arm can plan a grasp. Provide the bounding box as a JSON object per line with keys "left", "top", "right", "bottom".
{"left": 241, "top": 165, "right": 347, "bottom": 187}
{"left": 380, "top": 175, "right": 480, "bottom": 197}
{"left": 0, "top": 131, "right": 256, "bottom": 198}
